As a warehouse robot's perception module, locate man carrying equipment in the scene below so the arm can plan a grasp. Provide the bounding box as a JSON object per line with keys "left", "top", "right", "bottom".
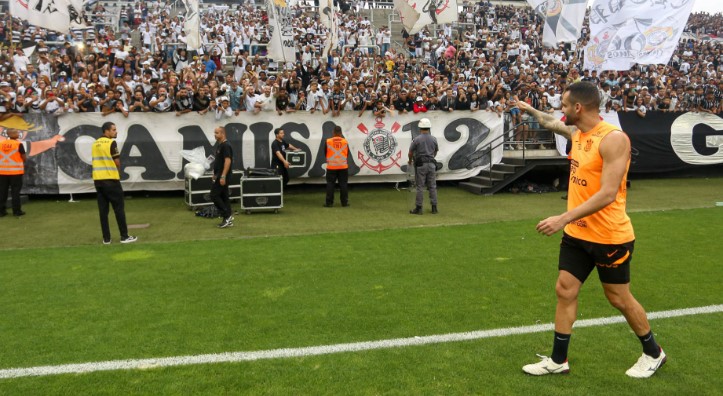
{"left": 408, "top": 118, "right": 438, "bottom": 215}
{"left": 518, "top": 82, "right": 665, "bottom": 378}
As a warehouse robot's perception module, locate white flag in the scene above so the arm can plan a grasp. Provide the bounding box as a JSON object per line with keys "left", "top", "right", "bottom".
{"left": 267, "top": 0, "right": 296, "bottom": 63}
{"left": 394, "top": 0, "right": 458, "bottom": 36}
{"left": 10, "top": 0, "right": 73, "bottom": 33}
{"left": 394, "top": 0, "right": 421, "bottom": 34}
{"left": 320, "top": 0, "right": 338, "bottom": 58}
{"left": 526, "top": 0, "right": 547, "bottom": 18}
{"left": 584, "top": 0, "right": 695, "bottom": 71}
{"left": 542, "top": 0, "right": 587, "bottom": 47}
{"left": 182, "top": 0, "right": 201, "bottom": 51}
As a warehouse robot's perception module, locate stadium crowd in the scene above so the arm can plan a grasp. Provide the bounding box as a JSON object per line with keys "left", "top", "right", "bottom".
{"left": 0, "top": 0, "right": 720, "bottom": 136}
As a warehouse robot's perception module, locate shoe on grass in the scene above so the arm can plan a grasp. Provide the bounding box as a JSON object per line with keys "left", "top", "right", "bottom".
{"left": 522, "top": 354, "right": 570, "bottom": 376}
{"left": 120, "top": 236, "right": 138, "bottom": 244}
{"left": 626, "top": 348, "right": 666, "bottom": 378}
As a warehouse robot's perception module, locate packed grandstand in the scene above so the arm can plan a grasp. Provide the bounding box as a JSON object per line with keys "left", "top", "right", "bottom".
{"left": 0, "top": 0, "right": 720, "bottom": 125}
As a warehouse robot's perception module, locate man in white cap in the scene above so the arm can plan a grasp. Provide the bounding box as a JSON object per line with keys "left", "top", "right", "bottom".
{"left": 408, "top": 118, "right": 438, "bottom": 214}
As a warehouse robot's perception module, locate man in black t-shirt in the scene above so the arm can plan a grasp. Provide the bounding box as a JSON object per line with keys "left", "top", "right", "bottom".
{"left": 271, "top": 128, "right": 299, "bottom": 187}
{"left": 212, "top": 126, "right": 234, "bottom": 228}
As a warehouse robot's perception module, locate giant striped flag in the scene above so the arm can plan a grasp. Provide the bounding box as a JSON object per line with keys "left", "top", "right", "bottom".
{"left": 542, "top": 0, "right": 587, "bottom": 47}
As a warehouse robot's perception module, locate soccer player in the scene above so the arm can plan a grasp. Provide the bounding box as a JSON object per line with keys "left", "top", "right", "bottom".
{"left": 517, "top": 82, "right": 666, "bottom": 378}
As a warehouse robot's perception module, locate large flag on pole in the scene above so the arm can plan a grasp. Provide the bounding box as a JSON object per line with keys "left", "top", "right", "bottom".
{"left": 542, "top": 0, "right": 587, "bottom": 47}
{"left": 393, "top": 0, "right": 458, "bottom": 35}
{"left": 9, "top": 0, "right": 74, "bottom": 33}
{"left": 182, "top": 0, "right": 201, "bottom": 51}
{"left": 584, "top": 0, "right": 695, "bottom": 71}
{"left": 267, "top": 0, "right": 296, "bottom": 63}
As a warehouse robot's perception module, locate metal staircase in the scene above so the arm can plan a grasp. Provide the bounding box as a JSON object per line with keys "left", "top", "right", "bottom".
{"left": 458, "top": 123, "right": 569, "bottom": 195}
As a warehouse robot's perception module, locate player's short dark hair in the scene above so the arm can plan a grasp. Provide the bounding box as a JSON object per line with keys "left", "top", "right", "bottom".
{"left": 274, "top": 128, "right": 283, "bottom": 136}
{"left": 565, "top": 81, "right": 600, "bottom": 110}
{"left": 102, "top": 122, "right": 115, "bottom": 133}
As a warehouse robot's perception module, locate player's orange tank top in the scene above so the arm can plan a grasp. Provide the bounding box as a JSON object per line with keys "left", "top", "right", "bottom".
{"left": 564, "top": 121, "right": 635, "bottom": 244}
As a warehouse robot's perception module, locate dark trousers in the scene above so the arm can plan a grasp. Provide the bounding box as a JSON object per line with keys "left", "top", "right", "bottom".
{"left": 95, "top": 180, "right": 128, "bottom": 241}
{"left": 210, "top": 179, "right": 232, "bottom": 219}
{"left": 325, "top": 168, "right": 349, "bottom": 205}
{"left": 0, "top": 174, "right": 23, "bottom": 214}
{"left": 275, "top": 164, "right": 290, "bottom": 187}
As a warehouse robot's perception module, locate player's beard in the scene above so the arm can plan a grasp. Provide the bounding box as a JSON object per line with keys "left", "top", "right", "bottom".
{"left": 563, "top": 112, "right": 577, "bottom": 126}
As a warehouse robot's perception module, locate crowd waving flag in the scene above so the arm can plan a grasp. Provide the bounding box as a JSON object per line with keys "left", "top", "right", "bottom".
{"left": 584, "top": 0, "right": 695, "bottom": 71}
{"left": 393, "top": 0, "right": 458, "bottom": 35}
{"left": 9, "top": 0, "right": 82, "bottom": 33}
{"left": 541, "top": 0, "right": 587, "bottom": 47}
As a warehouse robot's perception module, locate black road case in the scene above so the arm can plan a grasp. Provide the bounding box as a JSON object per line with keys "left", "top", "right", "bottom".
{"left": 240, "top": 176, "right": 283, "bottom": 214}
{"left": 184, "top": 170, "right": 242, "bottom": 208}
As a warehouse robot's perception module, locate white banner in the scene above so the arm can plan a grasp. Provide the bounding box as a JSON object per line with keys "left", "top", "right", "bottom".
{"left": 267, "top": 0, "right": 296, "bottom": 62}
{"left": 394, "top": 0, "right": 421, "bottom": 34}
{"left": 10, "top": 0, "right": 73, "bottom": 33}
{"left": 542, "top": 0, "right": 587, "bottom": 47}
{"left": 584, "top": 0, "right": 695, "bottom": 71}
{"left": 47, "top": 111, "right": 503, "bottom": 193}
{"left": 182, "top": 0, "right": 201, "bottom": 51}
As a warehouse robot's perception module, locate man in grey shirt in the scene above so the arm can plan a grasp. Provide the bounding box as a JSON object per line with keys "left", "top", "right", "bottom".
{"left": 408, "top": 118, "right": 439, "bottom": 215}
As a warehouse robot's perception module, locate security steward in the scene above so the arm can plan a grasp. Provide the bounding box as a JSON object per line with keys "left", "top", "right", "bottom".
{"left": 92, "top": 122, "right": 137, "bottom": 244}
{"left": 0, "top": 128, "right": 27, "bottom": 217}
{"left": 324, "top": 125, "right": 350, "bottom": 207}
{"left": 408, "top": 118, "right": 439, "bottom": 214}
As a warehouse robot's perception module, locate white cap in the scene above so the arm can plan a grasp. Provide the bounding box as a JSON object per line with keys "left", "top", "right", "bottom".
{"left": 418, "top": 118, "right": 432, "bottom": 129}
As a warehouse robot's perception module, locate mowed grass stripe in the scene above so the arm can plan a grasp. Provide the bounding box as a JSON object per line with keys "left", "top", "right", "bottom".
{"left": 0, "top": 304, "right": 720, "bottom": 379}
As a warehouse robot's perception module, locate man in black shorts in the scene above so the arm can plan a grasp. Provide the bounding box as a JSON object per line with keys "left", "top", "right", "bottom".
{"left": 518, "top": 82, "right": 665, "bottom": 378}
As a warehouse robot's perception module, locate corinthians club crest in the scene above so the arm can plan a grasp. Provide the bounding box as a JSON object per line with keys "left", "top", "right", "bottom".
{"left": 357, "top": 118, "right": 403, "bottom": 174}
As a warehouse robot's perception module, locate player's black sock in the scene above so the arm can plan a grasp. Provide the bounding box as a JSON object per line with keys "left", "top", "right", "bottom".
{"left": 638, "top": 330, "right": 661, "bottom": 358}
{"left": 551, "top": 331, "right": 571, "bottom": 364}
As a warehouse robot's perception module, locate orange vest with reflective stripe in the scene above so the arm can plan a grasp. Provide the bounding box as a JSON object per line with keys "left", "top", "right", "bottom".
{"left": 564, "top": 121, "right": 634, "bottom": 244}
{"left": 0, "top": 139, "right": 24, "bottom": 175}
{"left": 326, "top": 136, "right": 349, "bottom": 170}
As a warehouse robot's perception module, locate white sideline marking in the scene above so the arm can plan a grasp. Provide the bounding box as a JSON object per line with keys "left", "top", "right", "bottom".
{"left": 1, "top": 304, "right": 721, "bottom": 379}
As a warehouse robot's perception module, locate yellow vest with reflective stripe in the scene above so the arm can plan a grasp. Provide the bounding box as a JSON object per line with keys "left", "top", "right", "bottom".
{"left": 92, "top": 137, "right": 120, "bottom": 180}
{"left": 0, "top": 139, "right": 24, "bottom": 175}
